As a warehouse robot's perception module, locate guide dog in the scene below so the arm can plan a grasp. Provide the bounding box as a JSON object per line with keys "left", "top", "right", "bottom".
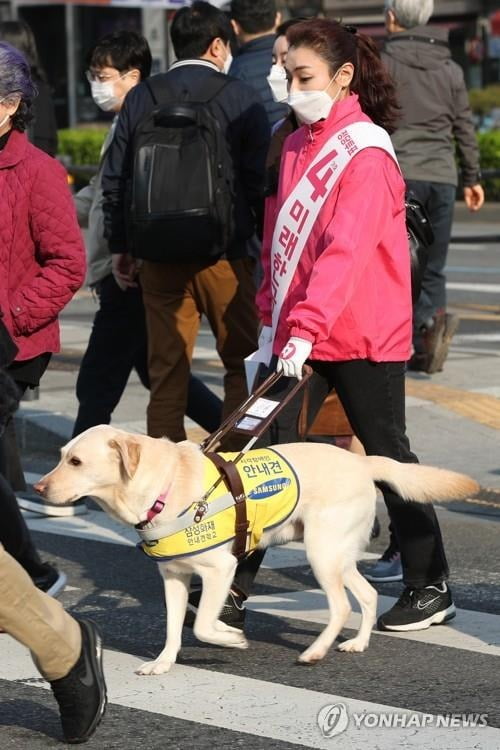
{"left": 34, "top": 425, "right": 478, "bottom": 675}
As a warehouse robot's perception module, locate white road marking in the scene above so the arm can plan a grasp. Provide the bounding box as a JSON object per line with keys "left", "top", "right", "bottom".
{"left": 1, "top": 639, "right": 498, "bottom": 749}
{"left": 447, "top": 282, "right": 500, "bottom": 293}
{"left": 247, "top": 588, "right": 500, "bottom": 657}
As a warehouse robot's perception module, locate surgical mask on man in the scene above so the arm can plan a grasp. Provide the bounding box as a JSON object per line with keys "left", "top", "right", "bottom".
{"left": 267, "top": 64, "right": 288, "bottom": 103}
{"left": 287, "top": 70, "right": 343, "bottom": 125}
{"left": 222, "top": 48, "right": 233, "bottom": 75}
{"left": 90, "top": 79, "right": 122, "bottom": 111}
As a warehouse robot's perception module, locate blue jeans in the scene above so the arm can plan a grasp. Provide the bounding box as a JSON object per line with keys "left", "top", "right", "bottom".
{"left": 406, "top": 180, "right": 456, "bottom": 332}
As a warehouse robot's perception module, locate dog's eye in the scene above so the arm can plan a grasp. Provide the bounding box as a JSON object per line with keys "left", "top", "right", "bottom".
{"left": 69, "top": 457, "right": 82, "bottom": 467}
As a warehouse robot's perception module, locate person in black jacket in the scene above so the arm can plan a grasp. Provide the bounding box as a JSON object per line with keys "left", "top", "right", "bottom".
{"left": 0, "top": 20, "right": 58, "bottom": 156}
{"left": 230, "top": 0, "right": 287, "bottom": 127}
{"left": 102, "top": 1, "right": 269, "bottom": 446}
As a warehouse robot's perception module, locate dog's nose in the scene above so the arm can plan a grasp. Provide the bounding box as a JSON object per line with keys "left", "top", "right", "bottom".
{"left": 33, "top": 481, "right": 47, "bottom": 496}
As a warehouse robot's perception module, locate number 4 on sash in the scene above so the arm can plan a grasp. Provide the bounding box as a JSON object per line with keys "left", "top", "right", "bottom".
{"left": 306, "top": 149, "right": 338, "bottom": 202}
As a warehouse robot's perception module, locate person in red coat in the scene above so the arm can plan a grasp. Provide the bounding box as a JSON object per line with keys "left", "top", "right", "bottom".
{"left": 0, "top": 41, "right": 85, "bottom": 594}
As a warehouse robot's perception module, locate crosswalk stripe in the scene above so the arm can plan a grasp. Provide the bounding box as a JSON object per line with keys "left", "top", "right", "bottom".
{"left": 22, "top": 509, "right": 378, "bottom": 568}
{"left": 247, "top": 589, "right": 500, "bottom": 657}
{"left": 2, "top": 639, "right": 498, "bottom": 748}
{"left": 23, "top": 510, "right": 499, "bottom": 657}
{"left": 447, "top": 282, "right": 500, "bottom": 293}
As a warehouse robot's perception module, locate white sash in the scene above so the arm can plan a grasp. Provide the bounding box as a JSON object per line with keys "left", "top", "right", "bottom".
{"left": 245, "top": 121, "right": 398, "bottom": 391}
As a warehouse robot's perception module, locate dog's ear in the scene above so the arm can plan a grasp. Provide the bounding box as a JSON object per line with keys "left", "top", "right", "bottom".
{"left": 109, "top": 437, "right": 141, "bottom": 480}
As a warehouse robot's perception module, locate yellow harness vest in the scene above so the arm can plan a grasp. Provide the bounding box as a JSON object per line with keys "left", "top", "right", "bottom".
{"left": 140, "top": 448, "right": 299, "bottom": 561}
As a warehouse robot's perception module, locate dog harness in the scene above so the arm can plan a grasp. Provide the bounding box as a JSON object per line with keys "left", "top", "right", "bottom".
{"left": 139, "top": 448, "right": 299, "bottom": 562}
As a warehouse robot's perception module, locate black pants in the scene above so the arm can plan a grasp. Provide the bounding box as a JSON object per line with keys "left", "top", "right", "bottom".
{"left": 0, "top": 472, "right": 46, "bottom": 577}
{"left": 406, "top": 180, "right": 456, "bottom": 332}
{"left": 0, "top": 372, "right": 48, "bottom": 578}
{"left": 233, "top": 359, "right": 449, "bottom": 594}
{"left": 73, "top": 275, "right": 222, "bottom": 437}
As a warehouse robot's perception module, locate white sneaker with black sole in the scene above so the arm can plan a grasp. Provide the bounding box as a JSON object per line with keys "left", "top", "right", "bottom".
{"left": 377, "top": 582, "right": 456, "bottom": 632}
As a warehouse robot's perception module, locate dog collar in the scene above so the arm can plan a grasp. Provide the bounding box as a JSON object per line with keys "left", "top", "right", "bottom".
{"left": 137, "top": 483, "right": 172, "bottom": 529}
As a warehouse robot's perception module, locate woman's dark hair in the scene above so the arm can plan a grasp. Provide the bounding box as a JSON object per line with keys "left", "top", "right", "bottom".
{"left": 171, "top": 1, "right": 233, "bottom": 60}
{"left": 0, "top": 20, "right": 46, "bottom": 83}
{"left": 287, "top": 19, "right": 400, "bottom": 133}
{"left": 275, "top": 17, "right": 308, "bottom": 38}
{"left": 87, "top": 30, "right": 152, "bottom": 80}
{"left": 231, "top": 0, "right": 276, "bottom": 35}
{"left": 0, "top": 41, "right": 37, "bottom": 132}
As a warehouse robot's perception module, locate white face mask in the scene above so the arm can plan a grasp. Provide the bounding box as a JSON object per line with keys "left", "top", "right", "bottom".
{"left": 267, "top": 64, "right": 288, "bottom": 103}
{"left": 90, "top": 79, "right": 121, "bottom": 112}
{"left": 222, "top": 49, "right": 233, "bottom": 75}
{"left": 287, "top": 70, "right": 343, "bottom": 125}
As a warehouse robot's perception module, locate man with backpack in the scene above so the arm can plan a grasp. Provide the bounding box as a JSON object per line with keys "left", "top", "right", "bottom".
{"left": 102, "top": 1, "right": 270, "bottom": 444}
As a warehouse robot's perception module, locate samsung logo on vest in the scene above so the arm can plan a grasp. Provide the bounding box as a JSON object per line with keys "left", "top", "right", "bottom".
{"left": 248, "top": 478, "right": 291, "bottom": 500}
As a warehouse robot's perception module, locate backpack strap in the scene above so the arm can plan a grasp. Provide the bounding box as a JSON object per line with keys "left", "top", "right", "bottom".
{"left": 145, "top": 70, "right": 231, "bottom": 109}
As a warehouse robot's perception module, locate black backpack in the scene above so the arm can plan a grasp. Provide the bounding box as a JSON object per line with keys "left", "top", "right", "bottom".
{"left": 128, "top": 74, "right": 235, "bottom": 264}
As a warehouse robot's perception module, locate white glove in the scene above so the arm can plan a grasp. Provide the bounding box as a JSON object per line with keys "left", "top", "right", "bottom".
{"left": 277, "top": 337, "right": 312, "bottom": 380}
{"left": 258, "top": 325, "right": 273, "bottom": 349}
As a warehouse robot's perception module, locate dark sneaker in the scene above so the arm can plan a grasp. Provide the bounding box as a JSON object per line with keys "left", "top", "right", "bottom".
{"left": 364, "top": 544, "right": 402, "bottom": 583}
{"left": 32, "top": 563, "right": 67, "bottom": 598}
{"left": 184, "top": 587, "right": 246, "bottom": 629}
{"left": 18, "top": 494, "right": 88, "bottom": 517}
{"left": 49, "top": 619, "right": 107, "bottom": 744}
{"left": 377, "top": 582, "right": 456, "bottom": 632}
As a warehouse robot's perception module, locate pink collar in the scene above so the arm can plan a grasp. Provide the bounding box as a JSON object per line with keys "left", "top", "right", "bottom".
{"left": 137, "top": 483, "right": 171, "bottom": 529}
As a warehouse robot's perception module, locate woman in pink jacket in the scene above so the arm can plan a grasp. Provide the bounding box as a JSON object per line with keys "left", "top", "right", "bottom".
{"left": 0, "top": 42, "right": 85, "bottom": 595}
{"left": 229, "top": 20, "right": 452, "bottom": 633}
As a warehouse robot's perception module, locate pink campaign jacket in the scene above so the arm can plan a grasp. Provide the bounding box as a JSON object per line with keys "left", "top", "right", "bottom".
{"left": 257, "top": 94, "right": 412, "bottom": 362}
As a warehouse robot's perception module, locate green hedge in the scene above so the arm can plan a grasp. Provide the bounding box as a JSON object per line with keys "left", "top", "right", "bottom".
{"left": 58, "top": 128, "right": 107, "bottom": 166}
{"left": 468, "top": 85, "right": 500, "bottom": 117}
{"left": 477, "top": 130, "right": 500, "bottom": 201}
{"left": 57, "top": 125, "right": 500, "bottom": 199}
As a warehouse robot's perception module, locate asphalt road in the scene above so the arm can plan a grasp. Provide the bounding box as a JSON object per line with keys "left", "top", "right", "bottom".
{"left": 1, "top": 231, "right": 499, "bottom": 749}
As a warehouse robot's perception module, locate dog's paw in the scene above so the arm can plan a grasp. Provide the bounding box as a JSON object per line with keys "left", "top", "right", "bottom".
{"left": 224, "top": 633, "right": 249, "bottom": 649}
{"left": 135, "top": 658, "right": 173, "bottom": 675}
{"left": 337, "top": 637, "right": 368, "bottom": 653}
{"left": 297, "top": 645, "right": 327, "bottom": 664}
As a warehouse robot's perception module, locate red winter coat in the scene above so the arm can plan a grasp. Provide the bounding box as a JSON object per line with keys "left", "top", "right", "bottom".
{"left": 257, "top": 94, "right": 412, "bottom": 362}
{"left": 0, "top": 130, "right": 85, "bottom": 361}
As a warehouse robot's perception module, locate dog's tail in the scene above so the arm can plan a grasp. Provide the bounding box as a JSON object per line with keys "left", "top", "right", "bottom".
{"left": 365, "top": 456, "right": 479, "bottom": 503}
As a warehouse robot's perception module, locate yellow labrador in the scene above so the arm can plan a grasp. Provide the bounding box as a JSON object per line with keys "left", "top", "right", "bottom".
{"left": 35, "top": 425, "right": 478, "bottom": 674}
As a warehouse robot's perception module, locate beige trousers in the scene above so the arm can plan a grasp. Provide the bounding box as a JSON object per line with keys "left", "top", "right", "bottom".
{"left": 0, "top": 544, "right": 81, "bottom": 680}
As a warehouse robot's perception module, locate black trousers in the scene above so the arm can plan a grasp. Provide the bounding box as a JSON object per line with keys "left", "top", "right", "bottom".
{"left": 233, "top": 359, "right": 449, "bottom": 594}
{"left": 406, "top": 180, "right": 456, "bottom": 332}
{"left": 0, "top": 472, "right": 45, "bottom": 577}
{"left": 73, "top": 275, "right": 223, "bottom": 437}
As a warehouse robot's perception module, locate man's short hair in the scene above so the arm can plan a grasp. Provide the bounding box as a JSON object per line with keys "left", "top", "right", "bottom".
{"left": 171, "top": 1, "right": 233, "bottom": 60}
{"left": 231, "top": 0, "right": 277, "bottom": 35}
{"left": 385, "top": 0, "right": 434, "bottom": 30}
{"left": 87, "top": 30, "right": 152, "bottom": 79}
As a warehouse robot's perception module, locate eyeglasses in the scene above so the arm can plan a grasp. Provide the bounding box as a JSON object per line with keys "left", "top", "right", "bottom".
{"left": 85, "top": 70, "right": 129, "bottom": 84}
